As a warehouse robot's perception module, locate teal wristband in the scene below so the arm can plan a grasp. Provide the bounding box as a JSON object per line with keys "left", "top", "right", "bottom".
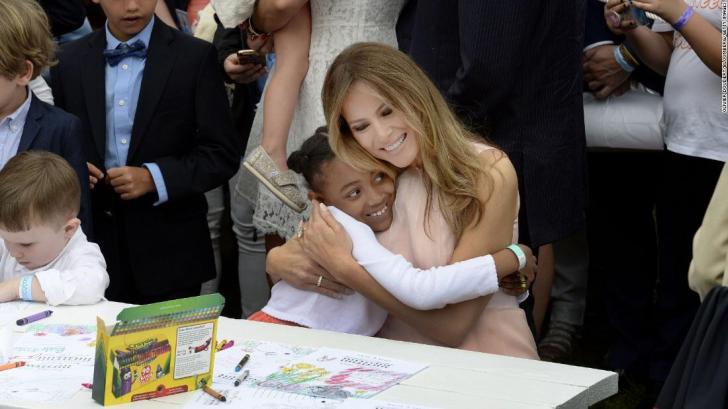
{"left": 506, "top": 244, "right": 527, "bottom": 270}
{"left": 19, "top": 275, "right": 34, "bottom": 301}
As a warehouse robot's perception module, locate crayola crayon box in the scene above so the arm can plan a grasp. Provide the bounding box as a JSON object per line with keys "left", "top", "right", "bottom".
{"left": 92, "top": 294, "right": 225, "bottom": 405}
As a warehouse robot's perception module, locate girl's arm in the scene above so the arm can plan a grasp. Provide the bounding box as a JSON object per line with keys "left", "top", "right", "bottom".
{"left": 633, "top": 0, "right": 722, "bottom": 75}
{"left": 260, "top": 4, "right": 311, "bottom": 170}
{"left": 253, "top": 0, "right": 309, "bottom": 33}
{"left": 325, "top": 206, "right": 531, "bottom": 310}
{"left": 303, "top": 151, "right": 521, "bottom": 346}
{"left": 604, "top": 0, "right": 673, "bottom": 76}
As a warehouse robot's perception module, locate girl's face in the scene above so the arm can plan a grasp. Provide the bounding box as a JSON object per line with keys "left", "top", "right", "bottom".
{"left": 341, "top": 81, "right": 419, "bottom": 169}
{"left": 315, "top": 158, "right": 395, "bottom": 233}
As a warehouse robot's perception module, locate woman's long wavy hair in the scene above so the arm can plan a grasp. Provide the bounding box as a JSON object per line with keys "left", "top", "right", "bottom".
{"left": 322, "top": 42, "right": 495, "bottom": 238}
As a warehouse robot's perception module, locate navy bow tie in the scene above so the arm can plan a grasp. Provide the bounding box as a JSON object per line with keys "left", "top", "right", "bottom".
{"left": 103, "top": 39, "right": 147, "bottom": 67}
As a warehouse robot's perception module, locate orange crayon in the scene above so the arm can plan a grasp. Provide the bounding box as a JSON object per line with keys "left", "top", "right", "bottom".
{"left": 0, "top": 361, "right": 26, "bottom": 372}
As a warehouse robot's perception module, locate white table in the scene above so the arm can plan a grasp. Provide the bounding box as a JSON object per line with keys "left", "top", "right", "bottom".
{"left": 2, "top": 301, "right": 617, "bottom": 408}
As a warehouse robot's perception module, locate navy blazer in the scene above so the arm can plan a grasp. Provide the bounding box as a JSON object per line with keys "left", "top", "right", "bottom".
{"left": 398, "top": 0, "right": 587, "bottom": 247}
{"left": 50, "top": 18, "right": 240, "bottom": 300}
{"left": 19, "top": 93, "right": 92, "bottom": 234}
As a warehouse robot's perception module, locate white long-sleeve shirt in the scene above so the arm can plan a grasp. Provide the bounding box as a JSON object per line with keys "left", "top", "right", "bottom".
{"left": 262, "top": 206, "right": 502, "bottom": 335}
{"left": 1, "top": 229, "right": 109, "bottom": 306}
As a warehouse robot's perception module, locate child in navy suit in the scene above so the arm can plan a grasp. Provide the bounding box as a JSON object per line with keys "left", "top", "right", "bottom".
{"left": 50, "top": 0, "right": 240, "bottom": 304}
{"left": 0, "top": 0, "right": 91, "bottom": 231}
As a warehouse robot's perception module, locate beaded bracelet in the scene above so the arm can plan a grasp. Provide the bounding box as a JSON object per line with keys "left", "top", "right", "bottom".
{"left": 19, "top": 275, "right": 34, "bottom": 301}
{"left": 613, "top": 45, "right": 636, "bottom": 72}
{"left": 672, "top": 5, "right": 694, "bottom": 31}
{"left": 245, "top": 16, "right": 270, "bottom": 39}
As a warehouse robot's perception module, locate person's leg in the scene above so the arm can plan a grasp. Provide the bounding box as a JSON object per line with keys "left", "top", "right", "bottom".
{"left": 230, "top": 164, "right": 270, "bottom": 318}
{"left": 538, "top": 230, "right": 588, "bottom": 361}
{"left": 200, "top": 186, "right": 225, "bottom": 294}
{"left": 532, "top": 243, "right": 554, "bottom": 337}
{"left": 588, "top": 150, "right": 660, "bottom": 377}
{"left": 651, "top": 151, "right": 723, "bottom": 384}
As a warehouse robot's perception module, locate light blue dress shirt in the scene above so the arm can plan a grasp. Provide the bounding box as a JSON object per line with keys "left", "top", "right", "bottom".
{"left": 104, "top": 17, "right": 168, "bottom": 204}
{"left": 0, "top": 88, "right": 32, "bottom": 170}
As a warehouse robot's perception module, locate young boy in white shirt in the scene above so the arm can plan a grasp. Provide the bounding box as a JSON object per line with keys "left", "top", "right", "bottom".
{"left": 0, "top": 151, "right": 109, "bottom": 306}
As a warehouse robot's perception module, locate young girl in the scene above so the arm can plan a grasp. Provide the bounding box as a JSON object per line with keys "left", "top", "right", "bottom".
{"left": 240, "top": 1, "right": 311, "bottom": 213}
{"left": 300, "top": 42, "right": 538, "bottom": 358}
{"left": 251, "top": 128, "right": 535, "bottom": 337}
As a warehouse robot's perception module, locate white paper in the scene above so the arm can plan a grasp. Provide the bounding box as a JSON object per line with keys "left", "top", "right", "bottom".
{"left": 212, "top": 339, "right": 318, "bottom": 388}
{"left": 0, "top": 323, "right": 96, "bottom": 404}
{"left": 183, "top": 385, "right": 339, "bottom": 408}
{"left": 0, "top": 301, "right": 31, "bottom": 325}
{"left": 256, "top": 347, "right": 428, "bottom": 399}
{"left": 181, "top": 386, "right": 440, "bottom": 409}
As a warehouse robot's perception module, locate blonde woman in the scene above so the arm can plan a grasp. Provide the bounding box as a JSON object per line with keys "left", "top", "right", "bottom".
{"left": 301, "top": 43, "right": 538, "bottom": 357}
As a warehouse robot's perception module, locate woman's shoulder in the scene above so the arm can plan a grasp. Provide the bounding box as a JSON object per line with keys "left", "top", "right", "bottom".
{"left": 469, "top": 142, "right": 516, "bottom": 183}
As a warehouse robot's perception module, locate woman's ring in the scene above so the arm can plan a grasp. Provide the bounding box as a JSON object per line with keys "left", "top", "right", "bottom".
{"left": 316, "top": 275, "right": 323, "bottom": 287}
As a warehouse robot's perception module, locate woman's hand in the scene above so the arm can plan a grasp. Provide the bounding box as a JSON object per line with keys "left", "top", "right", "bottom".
{"left": 499, "top": 244, "right": 537, "bottom": 297}
{"left": 300, "top": 200, "right": 357, "bottom": 285}
{"left": 632, "top": 0, "right": 687, "bottom": 25}
{"left": 266, "top": 238, "right": 350, "bottom": 298}
{"left": 604, "top": 0, "right": 639, "bottom": 35}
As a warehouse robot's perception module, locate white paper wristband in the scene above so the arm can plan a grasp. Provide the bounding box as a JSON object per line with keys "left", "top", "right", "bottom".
{"left": 506, "top": 244, "right": 527, "bottom": 271}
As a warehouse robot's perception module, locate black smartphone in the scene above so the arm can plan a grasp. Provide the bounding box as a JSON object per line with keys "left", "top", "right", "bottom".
{"left": 237, "top": 49, "right": 266, "bottom": 66}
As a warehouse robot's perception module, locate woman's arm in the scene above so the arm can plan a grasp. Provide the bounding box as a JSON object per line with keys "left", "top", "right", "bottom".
{"left": 303, "top": 151, "right": 521, "bottom": 346}
{"left": 260, "top": 4, "right": 311, "bottom": 170}
{"left": 633, "top": 0, "right": 722, "bottom": 75}
{"left": 266, "top": 238, "right": 351, "bottom": 298}
{"left": 253, "top": 0, "right": 309, "bottom": 33}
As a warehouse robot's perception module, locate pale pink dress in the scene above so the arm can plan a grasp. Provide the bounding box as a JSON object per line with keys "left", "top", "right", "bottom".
{"left": 376, "top": 143, "right": 539, "bottom": 359}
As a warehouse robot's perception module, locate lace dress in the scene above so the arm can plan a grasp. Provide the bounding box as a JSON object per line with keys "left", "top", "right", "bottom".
{"left": 237, "top": 0, "right": 406, "bottom": 238}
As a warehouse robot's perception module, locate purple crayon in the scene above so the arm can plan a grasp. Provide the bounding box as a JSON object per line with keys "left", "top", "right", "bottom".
{"left": 16, "top": 310, "right": 53, "bottom": 326}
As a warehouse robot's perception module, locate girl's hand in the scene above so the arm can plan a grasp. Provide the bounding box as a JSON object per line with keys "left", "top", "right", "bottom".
{"left": 631, "top": 0, "right": 687, "bottom": 25}
{"left": 300, "top": 200, "right": 356, "bottom": 284}
{"left": 604, "top": 0, "right": 639, "bottom": 35}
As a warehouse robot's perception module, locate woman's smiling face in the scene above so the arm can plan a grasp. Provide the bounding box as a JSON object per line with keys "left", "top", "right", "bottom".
{"left": 341, "top": 81, "right": 419, "bottom": 169}
{"left": 315, "top": 158, "right": 395, "bottom": 233}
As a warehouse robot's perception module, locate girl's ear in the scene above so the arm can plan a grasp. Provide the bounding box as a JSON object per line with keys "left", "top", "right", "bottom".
{"left": 308, "top": 191, "right": 323, "bottom": 202}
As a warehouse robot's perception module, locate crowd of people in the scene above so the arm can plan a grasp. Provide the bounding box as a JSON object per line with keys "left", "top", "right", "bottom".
{"left": 0, "top": 0, "right": 725, "bottom": 407}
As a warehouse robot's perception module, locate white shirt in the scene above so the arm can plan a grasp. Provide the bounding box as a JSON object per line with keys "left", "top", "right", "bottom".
{"left": 1, "top": 229, "right": 109, "bottom": 306}
{"left": 0, "top": 88, "right": 32, "bottom": 170}
{"left": 262, "top": 206, "right": 502, "bottom": 335}
{"left": 652, "top": 1, "right": 728, "bottom": 161}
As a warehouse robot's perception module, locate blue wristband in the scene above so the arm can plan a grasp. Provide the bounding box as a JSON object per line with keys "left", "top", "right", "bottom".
{"left": 613, "top": 46, "right": 636, "bottom": 73}
{"left": 19, "top": 275, "right": 34, "bottom": 301}
{"left": 506, "top": 244, "right": 527, "bottom": 270}
{"left": 671, "top": 5, "right": 694, "bottom": 31}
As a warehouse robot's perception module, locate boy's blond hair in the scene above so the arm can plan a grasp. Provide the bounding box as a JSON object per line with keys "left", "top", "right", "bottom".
{"left": 0, "top": 0, "right": 56, "bottom": 79}
{"left": 0, "top": 151, "right": 80, "bottom": 232}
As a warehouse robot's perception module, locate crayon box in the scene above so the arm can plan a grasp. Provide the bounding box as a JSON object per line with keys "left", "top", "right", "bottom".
{"left": 92, "top": 294, "right": 225, "bottom": 405}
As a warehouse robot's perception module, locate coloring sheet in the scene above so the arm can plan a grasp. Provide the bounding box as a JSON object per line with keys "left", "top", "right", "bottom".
{"left": 0, "top": 367, "right": 83, "bottom": 403}
{"left": 0, "top": 323, "right": 97, "bottom": 404}
{"left": 0, "top": 301, "right": 31, "bottom": 325}
{"left": 181, "top": 385, "right": 439, "bottom": 409}
{"left": 182, "top": 385, "right": 339, "bottom": 408}
{"left": 9, "top": 324, "right": 96, "bottom": 375}
{"left": 256, "top": 347, "right": 427, "bottom": 400}
{"left": 212, "top": 339, "right": 318, "bottom": 387}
